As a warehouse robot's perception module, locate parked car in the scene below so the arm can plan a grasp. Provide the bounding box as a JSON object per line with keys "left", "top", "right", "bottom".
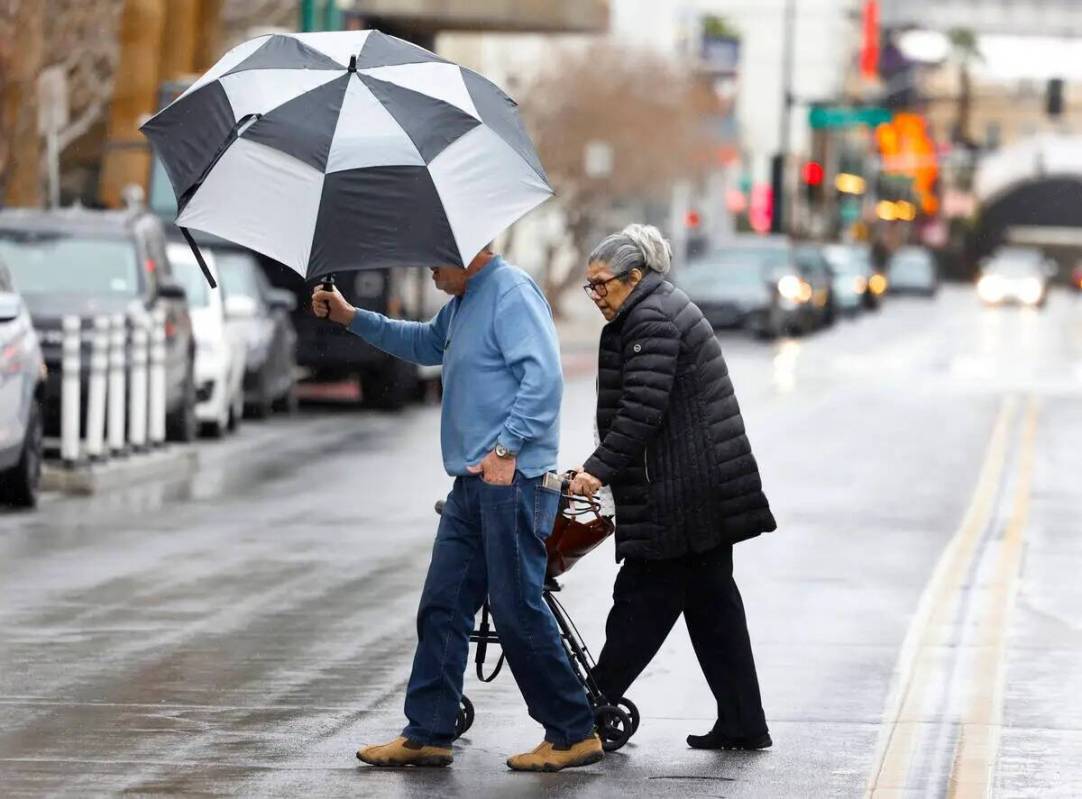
{"left": 796, "top": 244, "right": 837, "bottom": 329}
{"left": 209, "top": 245, "right": 298, "bottom": 417}
{"left": 0, "top": 261, "right": 45, "bottom": 508}
{"left": 0, "top": 207, "right": 197, "bottom": 441}
{"left": 823, "top": 243, "right": 881, "bottom": 313}
{"left": 977, "top": 248, "right": 1051, "bottom": 308}
{"left": 888, "top": 246, "right": 939, "bottom": 297}
{"left": 678, "top": 237, "right": 834, "bottom": 339}
{"left": 167, "top": 243, "right": 246, "bottom": 436}
{"left": 287, "top": 267, "right": 441, "bottom": 408}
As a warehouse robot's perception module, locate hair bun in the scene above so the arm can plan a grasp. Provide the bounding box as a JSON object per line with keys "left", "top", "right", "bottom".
{"left": 621, "top": 224, "right": 672, "bottom": 274}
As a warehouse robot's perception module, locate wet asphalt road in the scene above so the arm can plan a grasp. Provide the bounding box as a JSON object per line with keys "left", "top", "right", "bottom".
{"left": 2, "top": 286, "right": 1081, "bottom": 798}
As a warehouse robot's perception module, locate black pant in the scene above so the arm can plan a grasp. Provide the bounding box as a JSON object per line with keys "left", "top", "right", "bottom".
{"left": 591, "top": 544, "right": 768, "bottom": 737}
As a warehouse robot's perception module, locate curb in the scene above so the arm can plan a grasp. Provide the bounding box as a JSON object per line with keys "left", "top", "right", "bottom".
{"left": 42, "top": 446, "right": 199, "bottom": 496}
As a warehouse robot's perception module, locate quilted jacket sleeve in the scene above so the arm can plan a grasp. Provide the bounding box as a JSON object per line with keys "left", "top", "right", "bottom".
{"left": 583, "top": 310, "right": 681, "bottom": 485}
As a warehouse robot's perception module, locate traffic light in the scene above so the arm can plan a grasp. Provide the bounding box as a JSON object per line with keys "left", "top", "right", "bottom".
{"left": 802, "top": 161, "right": 825, "bottom": 204}
{"left": 1047, "top": 78, "right": 1065, "bottom": 117}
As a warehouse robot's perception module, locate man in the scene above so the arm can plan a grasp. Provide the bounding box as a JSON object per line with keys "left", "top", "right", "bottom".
{"left": 312, "top": 245, "right": 602, "bottom": 772}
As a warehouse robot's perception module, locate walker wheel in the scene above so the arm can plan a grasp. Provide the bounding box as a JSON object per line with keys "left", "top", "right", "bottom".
{"left": 454, "top": 694, "right": 475, "bottom": 739}
{"left": 595, "top": 704, "right": 633, "bottom": 751}
{"left": 616, "top": 697, "right": 641, "bottom": 736}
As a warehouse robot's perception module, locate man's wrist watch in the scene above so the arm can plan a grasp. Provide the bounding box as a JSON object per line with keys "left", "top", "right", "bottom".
{"left": 494, "top": 443, "right": 515, "bottom": 459}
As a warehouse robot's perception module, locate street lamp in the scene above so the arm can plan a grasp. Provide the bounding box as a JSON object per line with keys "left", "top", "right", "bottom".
{"left": 770, "top": 0, "right": 796, "bottom": 234}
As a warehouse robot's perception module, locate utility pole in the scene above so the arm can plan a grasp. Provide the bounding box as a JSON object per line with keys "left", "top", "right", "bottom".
{"left": 100, "top": 0, "right": 221, "bottom": 208}
{"left": 770, "top": 0, "right": 796, "bottom": 234}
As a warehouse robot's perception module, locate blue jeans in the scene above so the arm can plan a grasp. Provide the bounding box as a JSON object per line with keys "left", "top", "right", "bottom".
{"left": 401, "top": 473, "right": 596, "bottom": 747}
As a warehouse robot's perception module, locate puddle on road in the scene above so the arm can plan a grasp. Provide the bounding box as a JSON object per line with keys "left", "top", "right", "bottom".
{"left": 772, "top": 340, "right": 802, "bottom": 393}
{"left": 26, "top": 423, "right": 387, "bottom": 527}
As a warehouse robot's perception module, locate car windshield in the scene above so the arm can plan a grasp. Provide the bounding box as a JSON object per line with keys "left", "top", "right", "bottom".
{"left": 824, "top": 246, "right": 870, "bottom": 276}
{"left": 984, "top": 259, "right": 1042, "bottom": 278}
{"left": 995, "top": 248, "right": 1041, "bottom": 264}
{"left": 213, "top": 250, "right": 262, "bottom": 300}
{"left": 680, "top": 246, "right": 789, "bottom": 291}
{"left": 165, "top": 244, "right": 210, "bottom": 308}
{"left": 890, "top": 251, "right": 933, "bottom": 281}
{"left": 148, "top": 156, "right": 178, "bottom": 219}
{"left": 0, "top": 231, "right": 140, "bottom": 296}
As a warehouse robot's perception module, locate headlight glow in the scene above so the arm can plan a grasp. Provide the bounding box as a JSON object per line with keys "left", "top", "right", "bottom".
{"left": 777, "top": 275, "right": 805, "bottom": 302}
{"left": 978, "top": 275, "right": 1004, "bottom": 304}
{"left": 1017, "top": 277, "right": 1043, "bottom": 305}
{"left": 869, "top": 273, "right": 887, "bottom": 295}
{"left": 853, "top": 276, "right": 868, "bottom": 294}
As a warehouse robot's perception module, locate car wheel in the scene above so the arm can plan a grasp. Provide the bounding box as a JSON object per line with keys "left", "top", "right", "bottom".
{"left": 0, "top": 399, "right": 43, "bottom": 508}
{"left": 167, "top": 362, "right": 197, "bottom": 443}
{"left": 753, "top": 308, "right": 783, "bottom": 340}
{"left": 272, "top": 388, "right": 299, "bottom": 415}
{"left": 201, "top": 420, "right": 226, "bottom": 439}
{"left": 228, "top": 395, "right": 241, "bottom": 432}
{"left": 248, "top": 370, "right": 273, "bottom": 419}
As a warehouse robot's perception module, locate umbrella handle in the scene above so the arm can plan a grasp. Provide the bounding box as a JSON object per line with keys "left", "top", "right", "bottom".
{"left": 180, "top": 227, "right": 217, "bottom": 289}
{"left": 321, "top": 274, "right": 335, "bottom": 293}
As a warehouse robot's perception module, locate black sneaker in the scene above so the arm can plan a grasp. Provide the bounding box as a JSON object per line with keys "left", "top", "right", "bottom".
{"left": 686, "top": 728, "right": 772, "bottom": 751}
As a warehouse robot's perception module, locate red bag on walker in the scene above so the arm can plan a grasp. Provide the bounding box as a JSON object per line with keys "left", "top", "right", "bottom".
{"left": 545, "top": 488, "right": 615, "bottom": 579}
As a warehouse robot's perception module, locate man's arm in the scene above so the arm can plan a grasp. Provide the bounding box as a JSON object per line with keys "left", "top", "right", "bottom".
{"left": 313, "top": 283, "right": 451, "bottom": 367}
{"left": 347, "top": 305, "right": 451, "bottom": 367}
{"left": 582, "top": 313, "right": 680, "bottom": 485}
{"left": 491, "top": 283, "right": 563, "bottom": 454}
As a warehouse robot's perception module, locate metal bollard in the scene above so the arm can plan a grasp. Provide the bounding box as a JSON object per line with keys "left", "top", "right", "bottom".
{"left": 106, "top": 314, "right": 127, "bottom": 456}
{"left": 60, "top": 315, "right": 81, "bottom": 467}
{"left": 84, "top": 316, "right": 110, "bottom": 461}
{"left": 148, "top": 307, "right": 167, "bottom": 447}
{"left": 128, "top": 311, "right": 149, "bottom": 451}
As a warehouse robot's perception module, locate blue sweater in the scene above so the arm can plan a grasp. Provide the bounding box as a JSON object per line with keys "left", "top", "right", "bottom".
{"left": 347, "top": 257, "right": 562, "bottom": 478}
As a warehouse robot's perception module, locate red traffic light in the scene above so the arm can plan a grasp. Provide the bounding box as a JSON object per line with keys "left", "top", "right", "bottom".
{"left": 802, "top": 161, "right": 825, "bottom": 186}
{"left": 685, "top": 209, "right": 702, "bottom": 229}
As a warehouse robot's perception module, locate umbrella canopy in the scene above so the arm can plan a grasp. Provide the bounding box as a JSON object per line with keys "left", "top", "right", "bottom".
{"left": 142, "top": 30, "right": 551, "bottom": 284}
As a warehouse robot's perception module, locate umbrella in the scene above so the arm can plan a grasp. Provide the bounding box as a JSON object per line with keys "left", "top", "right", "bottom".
{"left": 141, "top": 30, "right": 552, "bottom": 288}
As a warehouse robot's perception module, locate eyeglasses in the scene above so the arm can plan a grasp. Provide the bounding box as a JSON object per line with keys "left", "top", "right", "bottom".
{"left": 582, "top": 273, "right": 628, "bottom": 299}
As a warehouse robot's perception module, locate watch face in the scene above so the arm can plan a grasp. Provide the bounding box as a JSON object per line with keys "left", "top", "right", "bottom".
{"left": 495, "top": 445, "right": 509, "bottom": 458}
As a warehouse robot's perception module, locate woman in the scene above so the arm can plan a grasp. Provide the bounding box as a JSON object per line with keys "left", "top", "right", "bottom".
{"left": 570, "top": 224, "right": 776, "bottom": 751}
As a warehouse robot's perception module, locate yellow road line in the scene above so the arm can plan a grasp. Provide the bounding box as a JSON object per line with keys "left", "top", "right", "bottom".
{"left": 947, "top": 397, "right": 1039, "bottom": 798}
{"left": 866, "top": 397, "right": 1016, "bottom": 797}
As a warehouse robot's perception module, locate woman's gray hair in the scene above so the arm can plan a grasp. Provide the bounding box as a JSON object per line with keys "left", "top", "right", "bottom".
{"left": 588, "top": 224, "right": 672, "bottom": 276}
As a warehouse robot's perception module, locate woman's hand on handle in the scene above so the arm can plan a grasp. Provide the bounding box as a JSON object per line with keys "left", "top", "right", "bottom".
{"left": 569, "top": 471, "right": 602, "bottom": 497}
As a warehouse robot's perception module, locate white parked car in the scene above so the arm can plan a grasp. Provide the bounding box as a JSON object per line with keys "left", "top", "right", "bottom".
{"left": 167, "top": 243, "right": 246, "bottom": 437}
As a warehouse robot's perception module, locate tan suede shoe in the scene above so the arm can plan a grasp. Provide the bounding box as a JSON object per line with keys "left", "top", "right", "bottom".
{"left": 506, "top": 734, "right": 604, "bottom": 772}
{"left": 356, "top": 736, "right": 453, "bottom": 768}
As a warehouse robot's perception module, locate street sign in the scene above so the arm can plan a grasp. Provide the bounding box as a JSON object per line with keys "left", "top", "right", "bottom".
{"left": 809, "top": 105, "right": 891, "bottom": 130}
{"left": 584, "top": 140, "right": 614, "bottom": 179}
{"left": 37, "top": 66, "right": 69, "bottom": 136}
{"left": 37, "top": 66, "right": 69, "bottom": 210}
{"left": 840, "top": 197, "right": 862, "bottom": 224}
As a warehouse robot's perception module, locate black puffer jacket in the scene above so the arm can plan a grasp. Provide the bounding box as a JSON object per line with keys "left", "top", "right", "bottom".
{"left": 583, "top": 271, "right": 776, "bottom": 560}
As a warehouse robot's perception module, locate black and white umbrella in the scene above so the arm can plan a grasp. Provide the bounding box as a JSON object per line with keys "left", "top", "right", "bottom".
{"left": 141, "top": 30, "right": 551, "bottom": 286}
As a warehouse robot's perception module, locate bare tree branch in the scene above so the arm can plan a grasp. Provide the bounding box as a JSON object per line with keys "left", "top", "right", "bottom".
{"left": 520, "top": 42, "right": 716, "bottom": 313}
